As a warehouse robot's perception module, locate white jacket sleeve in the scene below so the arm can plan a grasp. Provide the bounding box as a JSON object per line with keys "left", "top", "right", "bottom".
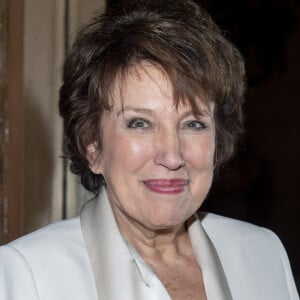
{"left": 0, "top": 245, "right": 39, "bottom": 300}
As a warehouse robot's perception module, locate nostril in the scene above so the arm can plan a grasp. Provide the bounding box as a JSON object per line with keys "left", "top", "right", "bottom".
{"left": 179, "top": 159, "right": 185, "bottom": 168}
{"left": 154, "top": 150, "right": 185, "bottom": 170}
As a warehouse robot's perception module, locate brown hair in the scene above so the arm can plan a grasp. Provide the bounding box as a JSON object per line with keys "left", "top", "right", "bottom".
{"left": 59, "top": 0, "right": 245, "bottom": 194}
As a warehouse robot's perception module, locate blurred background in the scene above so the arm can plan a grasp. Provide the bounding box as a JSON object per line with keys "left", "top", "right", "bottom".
{"left": 0, "top": 0, "right": 299, "bottom": 291}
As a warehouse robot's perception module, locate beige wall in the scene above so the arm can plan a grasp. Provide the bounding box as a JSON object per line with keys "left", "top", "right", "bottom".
{"left": 65, "top": 0, "right": 106, "bottom": 218}
{"left": 23, "top": 0, "right": 105, "bottom": 233}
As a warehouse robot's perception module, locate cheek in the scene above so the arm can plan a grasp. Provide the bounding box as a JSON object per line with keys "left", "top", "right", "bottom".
{"left": 102, "top": 132, "right": 153, "bottom": 174}
{"left": 128, "top": 139, "right": 148, "bottom": 156}
{"left": 184, "top": 136, "right": 215, "bottom": 168}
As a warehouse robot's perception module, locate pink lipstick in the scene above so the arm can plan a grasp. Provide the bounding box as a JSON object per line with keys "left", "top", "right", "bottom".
{"left": 143, "top": 179, "right": 189, "bottom": 194}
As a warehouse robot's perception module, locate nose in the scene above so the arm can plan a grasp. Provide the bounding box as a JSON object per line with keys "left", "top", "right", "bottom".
{"left": 154, "top": 129, "right": 185, "bottom": 170}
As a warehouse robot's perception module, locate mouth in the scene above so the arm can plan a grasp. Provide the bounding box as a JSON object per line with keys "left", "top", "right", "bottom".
{"left": 143, "top": 179, "right": 189, "bottom": 194}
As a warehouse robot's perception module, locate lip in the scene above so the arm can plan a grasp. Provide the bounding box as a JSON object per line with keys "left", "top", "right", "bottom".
{"left": 143, "top": 179, "right": 189, "bottom": 194}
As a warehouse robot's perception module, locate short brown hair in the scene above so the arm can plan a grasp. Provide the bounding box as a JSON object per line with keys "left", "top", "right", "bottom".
{"left": 59, "top": 0, "right": 245, "bottom": 194}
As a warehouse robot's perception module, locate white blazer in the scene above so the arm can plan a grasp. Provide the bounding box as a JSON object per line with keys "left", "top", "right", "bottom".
{"left": 0, "top": 189, "right": 299, "bottom": 300}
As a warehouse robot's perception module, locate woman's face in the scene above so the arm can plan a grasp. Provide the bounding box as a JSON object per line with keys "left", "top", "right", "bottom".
{"left": 89, "top": 64, "right": 215, "bottom": 231}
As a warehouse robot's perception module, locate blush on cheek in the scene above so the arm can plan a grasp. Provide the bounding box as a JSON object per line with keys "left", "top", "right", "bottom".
{"left": 189, "top": 142, "right": 215, "bottom": 167}
{"left": 126, "top": 139, "right": 153, "bottom": 158}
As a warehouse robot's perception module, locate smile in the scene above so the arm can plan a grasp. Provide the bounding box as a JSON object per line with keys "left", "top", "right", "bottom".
{"left": 143, "top": 179, "right": 189, "bottom": 194}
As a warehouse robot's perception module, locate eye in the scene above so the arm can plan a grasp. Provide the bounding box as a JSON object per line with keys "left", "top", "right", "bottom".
{"left": 183, "top": 120, "right": 207, "bottom": 130}
{"left": 126, "top": 118, "right": 150, "bottom": 129}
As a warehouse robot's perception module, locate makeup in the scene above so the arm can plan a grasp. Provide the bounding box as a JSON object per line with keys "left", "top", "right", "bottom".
{"left": 143, "top": 179, "right": 189, "bottom": 194}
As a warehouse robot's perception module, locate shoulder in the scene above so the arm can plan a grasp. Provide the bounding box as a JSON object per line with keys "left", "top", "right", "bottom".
{"left": 199, "top": 212, "right": 276, "bottom": 243}
{"left": 0, "top": 218, "right": 84, "bottom": 267}
{"left": 199, "top": 213, "right": 299, "bottom": 300}
{"left": 200, "top": 211, "right": 264, "bottom": 231}
{"left": 0, "top": 217, "right": 86, "bottom": 273}
{"left": 199, "top": 212, "right": 287, "bottom": 263}
{"left": 7, "top": 217, "right": 82, "bottom": 253}
{"left": 0, "top": 218, "right": 97, "bottom": 300}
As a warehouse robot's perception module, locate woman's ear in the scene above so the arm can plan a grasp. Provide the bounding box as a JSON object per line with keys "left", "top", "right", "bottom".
{"left": 86, "top": 142, "right": 102, "bottom": 174}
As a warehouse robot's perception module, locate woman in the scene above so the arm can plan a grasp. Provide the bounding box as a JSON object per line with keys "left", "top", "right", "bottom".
{"left": 0, "top": 0, "right": 298, "bottom": 299}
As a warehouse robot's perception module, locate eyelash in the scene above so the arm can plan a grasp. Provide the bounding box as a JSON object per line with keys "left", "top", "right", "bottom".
{"left": 183, "top": 120, "right": 207, "bottom": 130}
{"left": 126, "top": 118, "right": 208, "bottom": 131}
{"left": 126, "top": 118, "right": 151, "bottom": 129}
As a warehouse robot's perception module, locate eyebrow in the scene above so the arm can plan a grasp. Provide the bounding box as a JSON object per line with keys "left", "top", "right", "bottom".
{"left": 116, "top": 106, "right": 155, "bottom": 118}
{"left": 116, "top": 106, "right": 212, "bottom": 118}
{"left": 181, "top": 110, "right": 208, "bottom": 119}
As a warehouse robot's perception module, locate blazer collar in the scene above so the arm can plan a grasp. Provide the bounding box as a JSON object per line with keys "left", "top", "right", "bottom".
{"left": 80, "top": 188, "right": 232, "bottom": 300}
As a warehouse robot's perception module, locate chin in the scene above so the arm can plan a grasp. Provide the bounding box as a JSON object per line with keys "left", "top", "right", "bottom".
{"left": 143, "top": 212, "right": 190, "bottom": 230}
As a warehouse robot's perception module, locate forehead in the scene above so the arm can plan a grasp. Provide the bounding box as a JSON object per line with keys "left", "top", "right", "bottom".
{"left": 112, "top": 63, "right": 172, "bottom": 108}
{"left": 110, "top": 62, "right": 211, "bottom": 113}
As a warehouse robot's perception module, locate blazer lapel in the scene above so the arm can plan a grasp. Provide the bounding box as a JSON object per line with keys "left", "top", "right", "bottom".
{"left": 80, "top": 189, "right": 145, "bottom": 300}
{"left": 187, "top": 214, "right": 233, "bottom": 300}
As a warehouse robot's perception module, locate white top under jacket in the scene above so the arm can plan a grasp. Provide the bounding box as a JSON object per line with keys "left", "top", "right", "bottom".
{"left": 0, "top": 188, "right": 299, "bottom": 300}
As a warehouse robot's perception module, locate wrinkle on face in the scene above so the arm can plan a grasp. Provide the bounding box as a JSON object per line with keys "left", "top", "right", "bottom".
{"left": 90, "top": 62, "right": 215, "bottom": 239}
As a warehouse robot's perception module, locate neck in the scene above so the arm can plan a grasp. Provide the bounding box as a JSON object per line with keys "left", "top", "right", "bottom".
{"left": 111, "top": 203, "right": 194, "bottom": 260}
